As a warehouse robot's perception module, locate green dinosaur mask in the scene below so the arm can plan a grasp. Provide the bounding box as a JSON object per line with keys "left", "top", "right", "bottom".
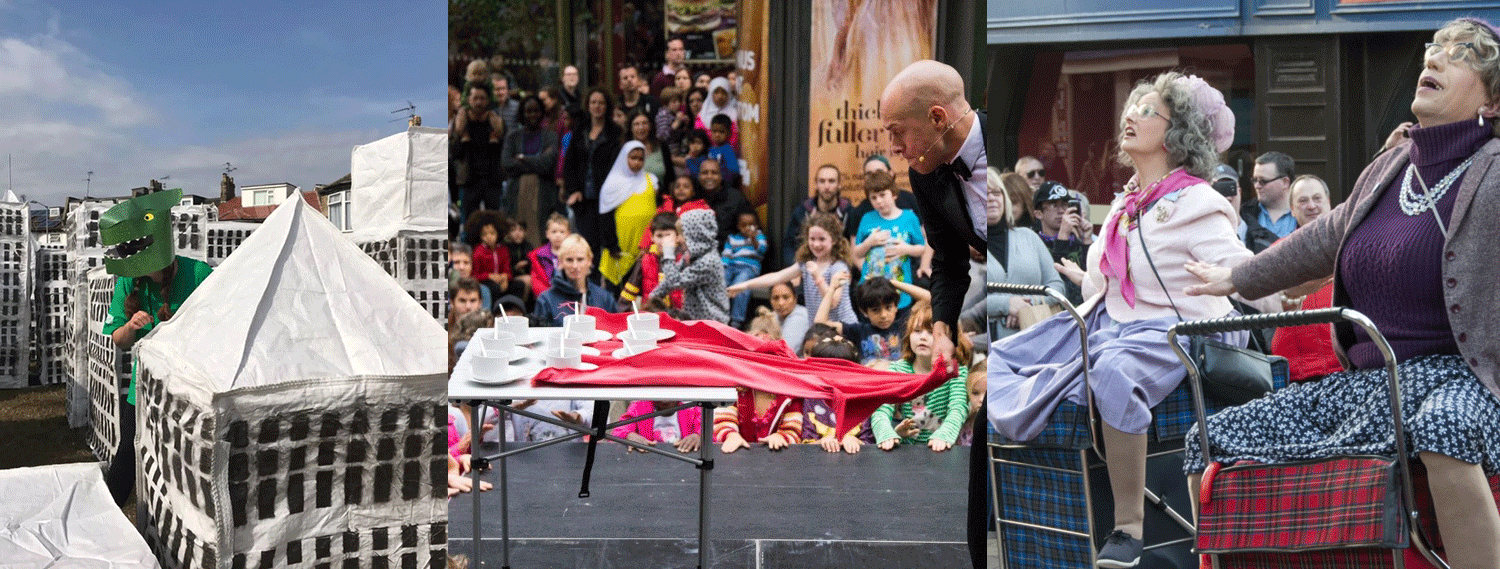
{"left": 101, "top": 190, "right": 180, "bottom": 277}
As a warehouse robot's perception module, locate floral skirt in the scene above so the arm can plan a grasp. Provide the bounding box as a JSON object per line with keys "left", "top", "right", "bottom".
{"left": 1184, "top": 354, "right": 1500, "bottom": 475}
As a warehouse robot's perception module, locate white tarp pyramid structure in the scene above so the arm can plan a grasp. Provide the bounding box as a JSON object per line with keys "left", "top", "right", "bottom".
{"left": 0, "top": 462, "right": 160, "bottom": 567}
{"left": 133, "top": 196, "right": 446, "bottom": 569}
{"left": 348, "top": 126, "right": 446, "bottom": 243}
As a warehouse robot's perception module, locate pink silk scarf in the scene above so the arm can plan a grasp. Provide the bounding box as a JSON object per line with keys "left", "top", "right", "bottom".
{"left": 1099, "top": 168, "right": 1206, "bottom": 307}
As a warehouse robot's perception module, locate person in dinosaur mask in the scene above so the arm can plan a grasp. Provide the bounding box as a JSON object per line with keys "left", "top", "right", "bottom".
{"left": 99, "top": 189, "right": 214, "bottom": 506}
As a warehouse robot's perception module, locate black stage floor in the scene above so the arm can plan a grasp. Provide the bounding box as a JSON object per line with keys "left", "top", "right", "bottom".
{"left": 448, "top": 442, "right": 968, "bottom": 568}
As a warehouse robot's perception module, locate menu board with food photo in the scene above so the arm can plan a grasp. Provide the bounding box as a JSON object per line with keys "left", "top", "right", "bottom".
{"left": 666, "top": 0, "right": 737, "bottom": 60}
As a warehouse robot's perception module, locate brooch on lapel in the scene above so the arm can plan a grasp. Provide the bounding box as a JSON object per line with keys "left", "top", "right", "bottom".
{"left": 1153, "top": 201, "right": 1177, "bottom": 223}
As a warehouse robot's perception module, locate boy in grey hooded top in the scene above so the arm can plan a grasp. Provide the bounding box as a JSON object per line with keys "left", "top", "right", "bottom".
{"left": 651, "top": 208, "right": 730, "bottom": 322}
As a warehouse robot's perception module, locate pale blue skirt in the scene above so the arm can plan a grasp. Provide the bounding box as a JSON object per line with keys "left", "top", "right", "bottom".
{"left": 987, "top": 303, "right": 1244, "bottom": 441}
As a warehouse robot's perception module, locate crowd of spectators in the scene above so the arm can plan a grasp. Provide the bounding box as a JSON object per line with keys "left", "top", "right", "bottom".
{"left": 446, "top": 54, "right": 985, "bottom": 459}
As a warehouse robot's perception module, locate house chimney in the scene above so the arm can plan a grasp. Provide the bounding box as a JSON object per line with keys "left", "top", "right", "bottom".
{"left": 221, "top": 173, "right": 236, "bottom": 202}
{"left": 409, "top": 115, "right": 422, "bottom": 127}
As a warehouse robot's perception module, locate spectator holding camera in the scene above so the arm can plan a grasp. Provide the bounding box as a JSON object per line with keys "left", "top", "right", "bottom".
{"left": 1032, "top": 181, "right": 1093, "bottom": 304}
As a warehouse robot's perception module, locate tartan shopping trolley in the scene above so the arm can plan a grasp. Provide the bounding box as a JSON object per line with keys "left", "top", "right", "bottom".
{"left": 986, "top": 283, "right": 1288, "bottom": 568}
{"left": 1169, "top": 307, "right": 1500, "bottom": 569}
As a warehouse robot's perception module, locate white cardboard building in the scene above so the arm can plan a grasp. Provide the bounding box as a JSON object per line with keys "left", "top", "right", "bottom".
{"left": 133, "top": 197, "right": 446, "bottom": 569}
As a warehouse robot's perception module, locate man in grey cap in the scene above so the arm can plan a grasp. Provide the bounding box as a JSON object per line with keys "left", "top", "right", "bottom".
{"left": 1210, "top": 164, "right": 1246, "bottom": 242}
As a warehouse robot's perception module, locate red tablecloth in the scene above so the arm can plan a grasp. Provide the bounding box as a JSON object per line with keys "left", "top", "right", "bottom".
{"left": 532, "top": 309, "right": 957, "bottom": 437}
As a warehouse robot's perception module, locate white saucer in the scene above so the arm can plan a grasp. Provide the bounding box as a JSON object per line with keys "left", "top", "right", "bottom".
{"left": 611, "top": 346, "right": 658, "bottom": 358}
{"left": 468, "top": 346, "right": 536, "bottom": 364}
{"left": 476, "top": 328, "right": 544, "bottom": 346}
{"left": 616, "top": 329, "right": 675, "bottom": 341}
{"left": 543, "top": 345, "right": 601, "bottom": 357}
{"left": 469, "top": 365, "right": 534, "bottom": 385}
{"left": 544, "top": 362, "right": 599, "bottom": 371}
{"left": 578, "top": 329, "right": 612, "bottom": 343}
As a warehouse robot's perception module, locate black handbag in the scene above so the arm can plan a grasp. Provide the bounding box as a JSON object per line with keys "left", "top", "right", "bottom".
{"left": 1191, "top": 337, "right": 1275, "bottom": 405}
{"left": 1134, "top": 200, "right": 1275, "bottom": 405}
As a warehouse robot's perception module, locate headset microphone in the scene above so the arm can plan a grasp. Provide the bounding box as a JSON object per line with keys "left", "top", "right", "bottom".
{"left": 913, "top": 106, "right": 974, "bottom": 166}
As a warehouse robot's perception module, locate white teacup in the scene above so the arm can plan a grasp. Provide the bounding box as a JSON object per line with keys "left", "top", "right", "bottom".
{"left": 476, "top": 330, "right": 519, "bottom": 354}
{"left": 618, "top": 329, "right": 658, "bottom": 352}
{"left": 626, "top": 312, "right": 660, "bottom": 332}
{"left": 471, "top": 349, "right": 512, "bottom": 380}
{"left": 494, "top": 315, "right": 529, "bottom": 338}
{"left": 563, "top": 313, "right": 596, "bottom": 336}
{"left": 548, "top": 330, "right": 586, "bottom": 352}
{"left": 546, "top": 347, "right": 583, "bottom": 369}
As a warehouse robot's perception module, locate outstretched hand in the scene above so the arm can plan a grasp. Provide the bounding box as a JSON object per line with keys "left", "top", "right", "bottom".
{"left": 1183, "top": 261, "right": 1236, "bottom": 297}
{"left": 931, "top": 323, "right": 957, "bottom": 374}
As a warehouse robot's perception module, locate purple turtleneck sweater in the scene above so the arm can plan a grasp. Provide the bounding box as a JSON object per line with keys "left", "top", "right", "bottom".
{"left": 1339, "top": 119, "right": 1489, "bottom": 368}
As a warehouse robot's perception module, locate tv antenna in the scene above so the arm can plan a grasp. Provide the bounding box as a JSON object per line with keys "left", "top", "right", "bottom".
{"left": 84, "top": 171, "right": 93, "bottom": 198}
{"left": 389, "top": 101, "right": 417, "bottom": 122}
{"left": 224, "top": 162, "right": 238, "bottom": 175}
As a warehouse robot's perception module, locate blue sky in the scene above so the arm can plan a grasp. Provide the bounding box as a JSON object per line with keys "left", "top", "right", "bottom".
{"left": 1, "top": 0, "right": 445, "bottom": 205}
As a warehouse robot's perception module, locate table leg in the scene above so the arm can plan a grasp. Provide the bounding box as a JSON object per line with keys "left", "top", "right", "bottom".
{"left": 498, "top": 406, "right": 511, "bottom": 569}
{"left": 470, "top": 402, "right": 483, "bottom": 566}
{"left": 698, "top": 401, "right": 712, "bottom": 569}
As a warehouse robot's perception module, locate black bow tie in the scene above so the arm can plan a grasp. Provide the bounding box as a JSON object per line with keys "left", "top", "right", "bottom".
{"left": 937, "top": 156, "right": 971, "bottom": 181}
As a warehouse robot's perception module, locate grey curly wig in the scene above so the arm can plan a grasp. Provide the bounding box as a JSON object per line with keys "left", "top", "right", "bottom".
{"left": 1115, "top": 71, "right": 1220, "bottom": 180}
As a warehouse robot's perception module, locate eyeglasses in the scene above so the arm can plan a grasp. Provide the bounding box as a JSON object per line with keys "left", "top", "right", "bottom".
{"left": 1426, "top": 41, "right": 1480, "bottom": 63}
{"left": 1023, "top": 169, "right": 1046, "bottom": 179}
{"left": 1252, "top": 176, "right": 1287, "bottom": 186}
{"left": 1128, "top": 103, "right": 1169, "bottom": 122}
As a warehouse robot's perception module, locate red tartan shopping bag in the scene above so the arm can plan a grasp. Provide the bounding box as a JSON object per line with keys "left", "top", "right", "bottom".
{"left": 1196, "top": 457, "right": 1407, "bottom": 553}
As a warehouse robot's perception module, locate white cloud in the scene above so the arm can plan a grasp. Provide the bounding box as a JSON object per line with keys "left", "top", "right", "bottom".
{"left": 0, "top": 12, "right": 402, "bottom": 206}
{"left": 0, "top": 35, "right": 154, "bottom": 127}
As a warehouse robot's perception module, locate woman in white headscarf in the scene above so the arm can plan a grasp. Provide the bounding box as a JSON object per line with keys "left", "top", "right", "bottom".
{"left": 695, "top": 76, "right": 740, "bottom": 148}
{"left": 599, "top": 140, "right": 659, "bottom": 286}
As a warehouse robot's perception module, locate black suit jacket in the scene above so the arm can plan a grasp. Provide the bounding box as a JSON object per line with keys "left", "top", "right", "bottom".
{"left": 909, "top": 111, "right": 986, "bottom": 334}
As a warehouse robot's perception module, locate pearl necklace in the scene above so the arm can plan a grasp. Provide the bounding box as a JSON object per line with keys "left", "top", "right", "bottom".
{"left": 1400, "top": 155, "right": 1474, "bottom": 216}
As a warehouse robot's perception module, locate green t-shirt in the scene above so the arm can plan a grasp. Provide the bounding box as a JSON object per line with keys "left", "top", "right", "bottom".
{"left": 871, "top": 359, "right": 970, "bottom": 445}
{"left": 103, "top": 256, "right": 213, "bottom": 405}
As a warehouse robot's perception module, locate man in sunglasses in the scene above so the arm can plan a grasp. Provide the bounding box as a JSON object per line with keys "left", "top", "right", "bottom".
{"left": 1018, "top": 154, "right": 1092, "bottom": 214}
{"left": 1016, "top": 155, "right": 1047, "bottom": 190}
{"left": 1242, "top": 151, "right": 1298, "bottom": 252}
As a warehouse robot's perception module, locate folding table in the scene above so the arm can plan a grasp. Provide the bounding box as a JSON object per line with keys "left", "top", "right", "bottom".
{"left": 449, "top": 328, "right": 738, "bottom": 569}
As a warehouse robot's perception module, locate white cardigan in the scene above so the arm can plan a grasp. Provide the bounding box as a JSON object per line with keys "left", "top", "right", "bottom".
{"left": 1078, "top": 183, "right": 1263, "bottom": 322}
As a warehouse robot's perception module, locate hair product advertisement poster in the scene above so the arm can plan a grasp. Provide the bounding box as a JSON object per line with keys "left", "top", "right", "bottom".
{"left": 807, "top": 0, "right": 937, "bottom": 201}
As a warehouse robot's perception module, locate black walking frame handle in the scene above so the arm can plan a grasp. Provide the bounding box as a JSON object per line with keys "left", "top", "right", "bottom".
{"left": 1167, "top": 308, "right": 1448, "bottom": 569}
{"left": 985, "top": 282, "right": 1100, "bottom": 452}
